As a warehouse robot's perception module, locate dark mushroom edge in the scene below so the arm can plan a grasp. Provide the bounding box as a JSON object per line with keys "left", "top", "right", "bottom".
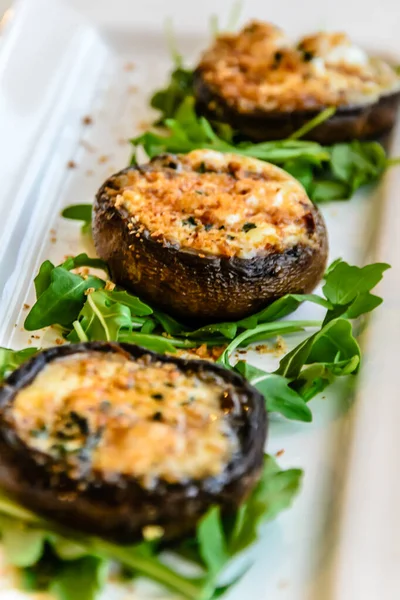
{"left": 0, "top": 342, "right": 267, "bottom": 544}
{"left": 93, "top": 151, "right": 328, "bottom": 324}
{"left": 194, "top": 72, "right": 400, "bottom": 143}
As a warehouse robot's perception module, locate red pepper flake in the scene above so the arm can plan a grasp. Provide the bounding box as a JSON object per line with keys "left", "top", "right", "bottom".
{"left": 137, "top": 120, "right": 151, "bottom": 132}
{"left": 67, "top": 160, "right": 77, "bottom": 169}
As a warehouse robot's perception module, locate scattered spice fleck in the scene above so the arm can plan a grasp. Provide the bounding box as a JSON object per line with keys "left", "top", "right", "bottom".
{"left": 98, "top": 155, "right": 110, "bottom": 165}
{"left": 242, "top": 222, "right": 257, "bottom": 233}
{"left": 84, "top": 287, "right": 95, "bottom": 296}
{"left": 128, "top": 85, "right": 138, "bottom": 94}
{"left": 86, "top": 169, "right": 94, "bottom": 177}
{"left": 105, "top": 280, "right": 116, "bottom": 291}
{"left": 152, "top": 411, "right": 163, "bottom": 422}
{"left": 55, "top": 338, "right": 64, "bottom": 346}
{"left": 50, "top": 237, "right": 57, "bottom": 244}
{"left": 67, "top": 160, "right": 77, "bottom": 169}
{"left": 275, "top": 449, "right": 285, "bottom": 457}
{"left": 50, "top": 228, "right": 56, "bottom": 235}
{"left": 124, "top": 62, "right": 135, "bottom": 71}
{"left": 82, "top": 115, "right": 93, "bottom": 125}
{"left": 137, "top": 120, "right": 152, "bottom": 131}
{"left": 27, "top": 339, "right": 32, "bottom": 345}
{"left": 23, "top": 303, "right": 30, "bottom": 310}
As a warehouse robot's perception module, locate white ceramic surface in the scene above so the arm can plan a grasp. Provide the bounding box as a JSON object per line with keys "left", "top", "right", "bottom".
{"left": 0, "top": 1, "right": 399, "bottom": 598}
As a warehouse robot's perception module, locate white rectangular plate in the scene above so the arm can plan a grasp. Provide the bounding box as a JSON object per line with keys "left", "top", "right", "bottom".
{"left": 0, "top": 1, "right": 400, "bottom": 599}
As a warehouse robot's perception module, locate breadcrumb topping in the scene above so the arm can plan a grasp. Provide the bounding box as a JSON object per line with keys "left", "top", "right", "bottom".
{"left": 197, "top": 21, "right": 400, "bottom": 112}
{"left": 10, "top": 352, "right": 239, "bottom": 487}
{"left": 115, "top": 150, "right": 318, "bottom": 259}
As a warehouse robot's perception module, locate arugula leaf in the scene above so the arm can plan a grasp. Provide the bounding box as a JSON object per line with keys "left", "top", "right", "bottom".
{"left": 150, "top": 67, "right": 194, "bottom": 124}
{"left": 309, "top": 179, "right": 349, "bottom": 203}
{"left": 321, "top": 260, "right": 389, "bottom": 323}
{"left": 60, "top": 253, "right": 109, "bottom": 275}
{"left": 117, "top": 332, "right": 181, "bottom": 353}
{"left": 34, "top": 260, "right": 55, "bottom": 298}
{"left": 131, "top": 97, "right": 394, "bottom": 203}
{"left": 322, "top": 260, "right": 389, "bottom": 308}
{"left": 0, "top": 455, "right": 301, "bottom": 600}
{"left": 228, "top": 455, "right": 302, "bottom": 554}
{"left": 103, "top": 290, "right": 153, "bottom": 316}
{"left": 217, "top": 321, "right": 319, "bottom": 368}
{"left": 235, "top": 362, "right": 312, "bottom": 422}
{"left": 62, "top": 204, "right": 92, "bottom": 235}
{"left": 198, "top": 507, "right": 229, "bottom": 575}
{"left": 0, "top": 347, "right": 38, "bottom": 382}
{"left": 277, "top": 318, "right": 360, "bottom": 380}
{"left": 0, "top": 515, "right": 46, "bottom": 567}
{"left": 330, "top": 141, "right": 387, "bottom": 193}
{"left": 291, "top": 356, "right": 360, "bottom": 401}
{"left": 289, "top": 107, "right": 336, "bottom": 140}
{"left": 25, "top": 268, "right": 104, "bottom": 331}
{"left": 33, "top": 254, "right": 108, "bottom": 307}
{"left": 62, "top": 204, "right": 92, "bottom": 223}
{"left": 49, "top": 557, "right": 108, "bottom": 600}
{"left": 68, "top": 290, "right": 133, "bottom": 342}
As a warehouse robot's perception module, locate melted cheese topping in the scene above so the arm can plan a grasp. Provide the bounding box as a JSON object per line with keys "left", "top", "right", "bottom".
{"left": 198, "top": 21, "right": 400, "bottom": 112}
{"left": 116, "top": 150, "right": 318, "bottom": 259}
{"left": 10, "top": 352, "right": 238, "bottom": 487}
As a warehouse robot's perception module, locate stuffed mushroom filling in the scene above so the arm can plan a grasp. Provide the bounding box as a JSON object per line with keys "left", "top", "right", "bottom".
{"left": 113, "top": 150, "right": 320, "bottom": 259}
{"left": 8, "top": 351, "right": 239, "bottom": 488}
{"left": 196, "top": 21, "right": 400, "bottom": 113}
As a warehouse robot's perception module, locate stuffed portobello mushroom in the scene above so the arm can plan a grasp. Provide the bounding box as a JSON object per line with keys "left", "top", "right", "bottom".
{"left": 93, "top": 149, "right": 328, "bottom": 323}
{"left": 194, "top": 21, "right": 400, "bottom": 143}
{"left": 0, "top": 342, "right": 266, "bottom": 543}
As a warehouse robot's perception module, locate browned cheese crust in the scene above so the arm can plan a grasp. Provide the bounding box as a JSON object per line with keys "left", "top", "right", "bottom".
{"left": 0, "top": 342, "right": 267, "bottom": 543}
{"left": 194, "top": 21, "right": 400, "bottom": 142}
{"left": 93, "top": 150, "right": 328, "bottom": 323}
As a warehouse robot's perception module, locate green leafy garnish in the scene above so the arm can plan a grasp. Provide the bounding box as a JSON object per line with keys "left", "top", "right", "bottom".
{"left": 22, "top": 256, "right": 388, "bottom": 422}
{"left": 0, "top": 456, "right": 300, "bottom": 600}
{"left": 62, "top": 204, "right": 92, "bottom": 234}
{"left": 0, "top": 347, "right": 38, "bottom": 381}
{"left": 131, "top": 96, "right": 395, "bottom": 203}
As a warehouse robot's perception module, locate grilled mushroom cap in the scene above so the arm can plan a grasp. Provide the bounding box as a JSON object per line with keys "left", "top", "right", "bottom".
{"left": 0, "top": 342, "right": 267, "bottom": 543}
{"left": 93, "top": 149, "right": 328, "bottom": 323}
{"left": 194, "top": 21, "right": 400, "bottom": 142}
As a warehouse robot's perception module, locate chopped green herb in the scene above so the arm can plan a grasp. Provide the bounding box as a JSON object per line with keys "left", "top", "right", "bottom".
{"left": 183, "top": 216, "right": 197, "bottom": 226}
{"left": 99, "top": 400, "right": 111, "bottom": 412}
{"left": 242, "top": 222, "right": 257, "bottom": 232}
{"left": 303, "top": 50, "right": 314, "bottom": 61}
